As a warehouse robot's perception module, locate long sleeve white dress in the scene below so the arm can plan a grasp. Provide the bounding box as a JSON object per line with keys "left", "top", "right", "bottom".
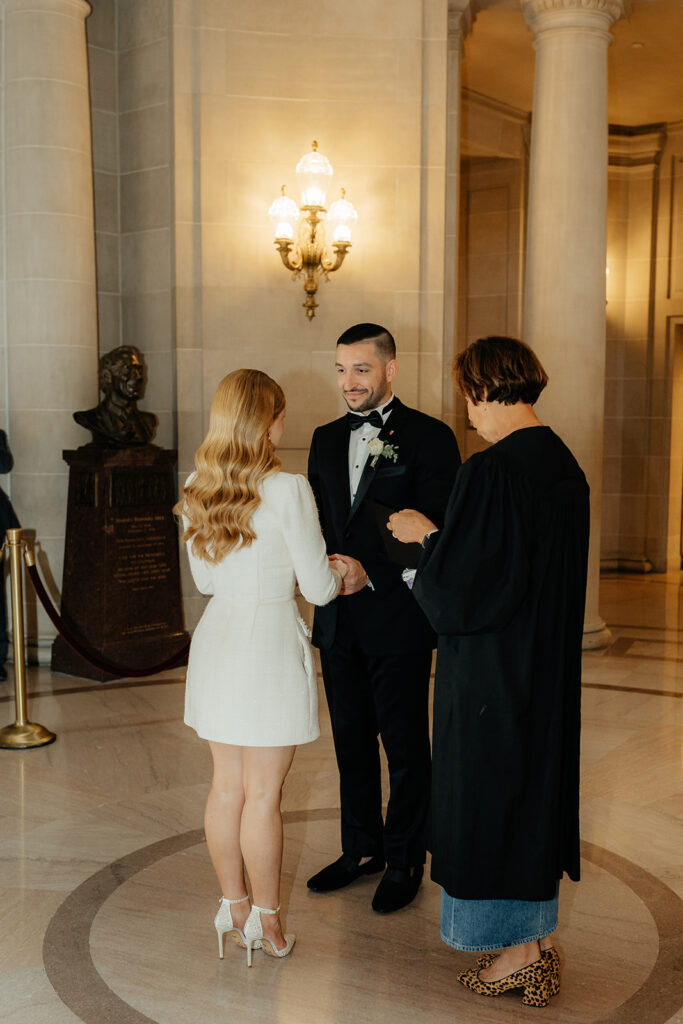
{"left": 183, "top": 471, "right": 341, "bottom": 746}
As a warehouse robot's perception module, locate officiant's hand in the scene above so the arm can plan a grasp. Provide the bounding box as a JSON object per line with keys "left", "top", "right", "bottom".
{"left": 388, "top": 509, "right": 437, "bottom": 545}
{"left": 330, "top": 554, "right": 370, "bottom": 595}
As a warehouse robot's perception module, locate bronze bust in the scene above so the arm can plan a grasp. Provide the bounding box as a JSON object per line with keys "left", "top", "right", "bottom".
{"left": 74, "top": 346, "right": 158, "bottom": 447}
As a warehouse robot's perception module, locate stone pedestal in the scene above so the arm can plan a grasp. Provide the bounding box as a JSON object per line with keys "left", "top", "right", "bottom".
{"left": 51, "top": 446, "right": 189, "bottom": 680}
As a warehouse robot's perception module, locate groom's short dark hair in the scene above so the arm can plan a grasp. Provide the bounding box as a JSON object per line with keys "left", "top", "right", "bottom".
{"left": 337, "top": 323, "right": 396, "bottom": 362}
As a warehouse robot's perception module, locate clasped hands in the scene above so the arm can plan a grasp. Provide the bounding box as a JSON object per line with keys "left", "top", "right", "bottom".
{"left": 328, "top": 554, "right": 369, "bottom": 595}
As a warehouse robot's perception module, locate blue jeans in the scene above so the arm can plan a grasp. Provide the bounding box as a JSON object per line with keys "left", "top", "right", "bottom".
{"left": 440, "top": 885, "right": 559, "bottom": 952}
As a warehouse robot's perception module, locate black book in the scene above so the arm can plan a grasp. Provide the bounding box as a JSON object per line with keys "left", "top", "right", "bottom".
{"left": 366, "top": 500, "right": 423, "bottom": 570}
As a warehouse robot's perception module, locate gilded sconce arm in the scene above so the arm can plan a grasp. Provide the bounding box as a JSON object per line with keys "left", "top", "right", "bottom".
{"left": 321, "top": 241, "right": 351, "bottom": 277}
{"left": 274, "top": 239, "right": 303, "bottom": 274}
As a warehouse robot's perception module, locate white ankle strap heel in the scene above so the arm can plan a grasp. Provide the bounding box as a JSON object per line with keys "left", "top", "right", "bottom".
{"left": 244, "top": 905, "right": 295, "bottom": 967}
{"left": 214, "top": 895, "right": 261, "bottom": 959}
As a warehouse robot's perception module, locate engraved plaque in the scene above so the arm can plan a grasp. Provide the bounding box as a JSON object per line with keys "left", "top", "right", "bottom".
{"left": 52, "top": 446, "right": 189, "bottom": 681}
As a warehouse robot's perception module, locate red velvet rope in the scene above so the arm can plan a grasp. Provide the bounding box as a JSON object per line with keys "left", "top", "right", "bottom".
{"left": 26, "top": 562, "right": 190, "bottom": 678}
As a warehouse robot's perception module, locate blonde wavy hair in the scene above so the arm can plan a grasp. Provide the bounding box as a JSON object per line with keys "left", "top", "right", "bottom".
{"left": 175, "top": 369, "right": 285, "bottom": 563}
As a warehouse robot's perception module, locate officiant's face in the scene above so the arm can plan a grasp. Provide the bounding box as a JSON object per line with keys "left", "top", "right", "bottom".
{"left": 336, "top": 341, "right": 396, "bottom": 413}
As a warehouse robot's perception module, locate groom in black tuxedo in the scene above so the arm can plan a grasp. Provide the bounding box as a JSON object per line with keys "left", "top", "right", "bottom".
{"left": 307, "top": 323, "right": 460, "bottom": 912}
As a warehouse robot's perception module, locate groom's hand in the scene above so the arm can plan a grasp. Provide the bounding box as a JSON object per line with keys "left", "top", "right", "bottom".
{"left": 330, "top": 554, "right": 370, "bottom": 595}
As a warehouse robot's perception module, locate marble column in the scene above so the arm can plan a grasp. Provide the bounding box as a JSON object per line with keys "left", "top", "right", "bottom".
{"left": 1, "top": 0, "right": 99, "bottom": 661}
{"left": 521, "top": 0, "right": 625, "bottom": 649}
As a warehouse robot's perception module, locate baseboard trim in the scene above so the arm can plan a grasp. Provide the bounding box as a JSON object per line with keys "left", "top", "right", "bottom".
{"left": 600, "top": 557, "right": 653, "bottom": 574}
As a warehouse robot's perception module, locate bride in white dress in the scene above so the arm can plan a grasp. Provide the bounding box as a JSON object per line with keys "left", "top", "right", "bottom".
{"left": 175, "top": 368, "right": 347, "bottom": 965}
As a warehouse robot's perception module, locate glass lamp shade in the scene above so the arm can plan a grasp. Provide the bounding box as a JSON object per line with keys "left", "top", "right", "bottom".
{"left": 327, "top": 191, "right": 358, "bottom": 243}
{"left": 268, "top": 190, "right": 300, "bottom": 240}
{"left": 296, "top": 141, "right": 333, "bottom": 208}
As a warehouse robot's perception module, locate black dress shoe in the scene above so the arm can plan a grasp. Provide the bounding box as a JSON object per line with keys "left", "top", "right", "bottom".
{"left": 307, "top": 853, "right": 385, "bottom": 892}
{"left": 371, "top": 864, "right": 424, "bottom": 914}
{"left": 0, "top": 665, "right": 6, "bottom": 681}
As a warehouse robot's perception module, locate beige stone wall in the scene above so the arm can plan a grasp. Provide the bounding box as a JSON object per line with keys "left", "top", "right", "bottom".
{"left": 118, "top": 0, "right": 175, "bottom": 448}
{"left": 87, "top": 0, "right": 175, "bottom": 447}
{"left": 456, "top": 154, "right": 526, "bottom": 459}
{"left": 87, "top": 0, "right": 120, "bottom": 355}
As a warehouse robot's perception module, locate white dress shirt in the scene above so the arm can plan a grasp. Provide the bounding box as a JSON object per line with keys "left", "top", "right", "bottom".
{"left": 348, "top": 396, "right": 395, "bottom": 502}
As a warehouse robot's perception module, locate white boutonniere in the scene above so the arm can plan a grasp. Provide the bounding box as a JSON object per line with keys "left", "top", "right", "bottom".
{"left": 367, "top": 437, "right": 399, "bottom": 468}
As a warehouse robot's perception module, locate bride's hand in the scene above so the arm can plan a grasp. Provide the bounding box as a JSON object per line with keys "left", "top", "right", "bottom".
{"left": 329, "top": 556, "right": 349, "bottom": 579}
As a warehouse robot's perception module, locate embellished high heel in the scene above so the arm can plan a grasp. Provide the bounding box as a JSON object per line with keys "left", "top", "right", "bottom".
{"left": 244, "top": 904, "right": 295, "bottom": 967}
{"left": 476, "top": 946, "right": 560, "bottom": 996}
{"left": 458, "top": 957, "right": 551, "bottom": 1008}
{"left": 214, "top": 895, "right": 261, "bottom": 958}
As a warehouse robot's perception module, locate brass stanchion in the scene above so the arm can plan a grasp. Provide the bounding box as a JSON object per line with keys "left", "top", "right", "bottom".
{"left": 0, "top": 528, "right": 55, "bottom": 749}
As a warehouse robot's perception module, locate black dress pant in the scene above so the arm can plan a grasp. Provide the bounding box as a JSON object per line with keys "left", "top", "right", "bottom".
{"left": 320, "top": 603, "right": 432, "bottom": 869}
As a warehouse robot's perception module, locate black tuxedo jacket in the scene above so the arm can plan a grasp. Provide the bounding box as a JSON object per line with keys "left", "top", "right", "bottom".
{"left": 308, "top": 397, "right": 461, "bottom": 655}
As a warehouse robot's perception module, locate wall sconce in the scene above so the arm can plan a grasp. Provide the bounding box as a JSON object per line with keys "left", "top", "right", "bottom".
{"left": 268, "top": 141, "right": 357, "bottom": 320}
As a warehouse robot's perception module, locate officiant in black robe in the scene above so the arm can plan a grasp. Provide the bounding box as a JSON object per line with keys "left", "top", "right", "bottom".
{"left": 389, "top": 335, "right": 589, "bottom": 1008}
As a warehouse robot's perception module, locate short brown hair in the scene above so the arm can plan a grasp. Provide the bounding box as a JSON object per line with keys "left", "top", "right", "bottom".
{"left": 337, "top": 323, "right": 396, "bottom": 362}
{"left": 453, "top": 336, "right": 548, "bottom": 406}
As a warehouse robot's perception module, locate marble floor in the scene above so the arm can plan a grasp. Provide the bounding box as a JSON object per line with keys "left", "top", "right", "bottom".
{"left": 1, "top": 572, "right": 682, "bottom": 1024}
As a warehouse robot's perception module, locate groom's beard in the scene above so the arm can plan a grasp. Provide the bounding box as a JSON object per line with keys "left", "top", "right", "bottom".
{"left": 343, "top": 384, "right": 390, "bottom": 414}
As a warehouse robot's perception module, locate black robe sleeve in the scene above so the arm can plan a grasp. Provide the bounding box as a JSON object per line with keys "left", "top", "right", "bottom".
{"left": 413, "top": 452, "right": 531, "bottom": 635}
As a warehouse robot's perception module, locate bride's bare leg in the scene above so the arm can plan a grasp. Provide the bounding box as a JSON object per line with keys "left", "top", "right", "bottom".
{"left": 206, "top": 741, "right": 249, "bottom": 933}
{"left": 241, "top": 745, "right": 296, "bottom": 950}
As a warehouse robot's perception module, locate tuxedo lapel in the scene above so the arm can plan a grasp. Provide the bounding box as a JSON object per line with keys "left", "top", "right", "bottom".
{"left": 323, "top": 418, "right": 352, "bottom": 530}
{"left": 344, "top": 398, "right": 406, "bottom": 528}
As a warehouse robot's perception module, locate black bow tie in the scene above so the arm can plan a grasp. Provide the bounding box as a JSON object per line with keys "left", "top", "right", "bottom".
{"left": 346, "top": 403, "right": 392, "bottom": 431}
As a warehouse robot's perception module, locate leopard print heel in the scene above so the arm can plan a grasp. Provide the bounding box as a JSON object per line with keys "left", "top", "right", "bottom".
{"left": 458, "top": 958, "right": 551, "bottom": 1008}
{"left": 475, "top": 952, "right": 496, "bottom": 968}
{"left": 476, "top": 947, "right": 559, "bottom": 997}
{"left": 543, "top": 947, "right": 560, "bottom": 997}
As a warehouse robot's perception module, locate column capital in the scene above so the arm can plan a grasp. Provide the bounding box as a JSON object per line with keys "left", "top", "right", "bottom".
{"left": 521, "top": 0, "right": 626, "bottom": 36}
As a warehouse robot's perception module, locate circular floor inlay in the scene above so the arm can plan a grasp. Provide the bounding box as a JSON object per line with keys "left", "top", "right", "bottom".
{"left": 43, "top": 813, "right": 683, "bottom": 1024}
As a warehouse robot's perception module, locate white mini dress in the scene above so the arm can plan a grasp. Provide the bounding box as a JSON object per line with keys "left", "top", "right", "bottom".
{"left": 183, "top": 472, "right": 341, "bottom": 746}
